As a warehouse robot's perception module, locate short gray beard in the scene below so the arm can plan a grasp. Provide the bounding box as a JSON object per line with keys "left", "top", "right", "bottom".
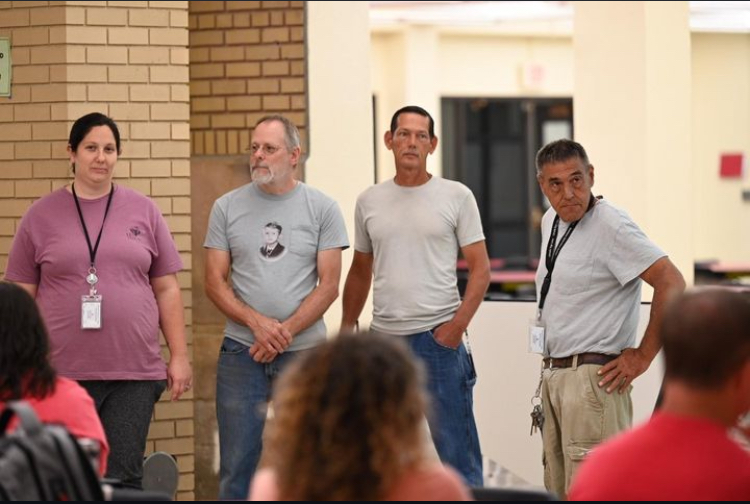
{"left": 251, "top": 167, "right": 273, "bottom": 185}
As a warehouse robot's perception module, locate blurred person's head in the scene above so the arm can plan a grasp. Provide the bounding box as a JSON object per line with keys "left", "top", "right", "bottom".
{"left": 0, "top": 282, "right": 56, "bottom": 401}
{"left": 265, "top": 332, "right": 430, "bottom": 500}
{"left": 661, "top": 288, "right": 750, "bottom": 423}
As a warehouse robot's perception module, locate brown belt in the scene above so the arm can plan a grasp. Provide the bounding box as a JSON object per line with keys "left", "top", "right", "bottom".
{"left": 543, "top": 352, "right": 616, "bottom": 370}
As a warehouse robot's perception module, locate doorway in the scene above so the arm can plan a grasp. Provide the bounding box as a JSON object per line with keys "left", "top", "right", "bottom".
{"left": 442, "top": 97, "right": 573, "bottom": 297}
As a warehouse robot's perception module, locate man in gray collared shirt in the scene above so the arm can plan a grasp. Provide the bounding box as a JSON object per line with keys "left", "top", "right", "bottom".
{"left": 534, "top": 139, "right": 685, "bottom": 499}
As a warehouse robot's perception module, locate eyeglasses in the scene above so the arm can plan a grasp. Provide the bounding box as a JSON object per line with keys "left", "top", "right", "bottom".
{"left": 246, "top": 143, "right": 283, "bottom": 156}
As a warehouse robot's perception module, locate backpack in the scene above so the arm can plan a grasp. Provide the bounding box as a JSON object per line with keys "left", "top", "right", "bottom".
{"left": 0, "top": 400, "right": 104, "bottom": 501}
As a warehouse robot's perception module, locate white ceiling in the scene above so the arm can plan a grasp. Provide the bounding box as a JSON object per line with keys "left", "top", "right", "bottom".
{"left": 369, "top": 1, "right": 750, "bottom": 33}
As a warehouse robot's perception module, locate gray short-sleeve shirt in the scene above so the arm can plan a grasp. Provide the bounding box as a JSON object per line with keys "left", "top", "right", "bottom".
{"left": 535, "top": 199, "right": 666, "bottom": 357}
{"left": 204, "top": 182, "right": 349, "bottom": 351}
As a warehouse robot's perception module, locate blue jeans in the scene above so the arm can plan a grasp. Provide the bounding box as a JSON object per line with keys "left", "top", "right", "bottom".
{"left": 216, "top": 337, "right": 305, "bottom": 499}
{"left": 406, "top": 330, "right": 483, "bottom": 486}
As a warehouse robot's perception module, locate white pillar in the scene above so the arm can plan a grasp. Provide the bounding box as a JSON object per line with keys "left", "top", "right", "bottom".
{"left": 306, "top": 1, "right": 375, "bottom": 331}
{"left": 372, "top": 26, "right": 442, "bottom": 182}
{"left": 403, "top": 26, "right": 442, "bottom": 175}
{"left": 574, "top": 1, "right": 694, "bottom": 285}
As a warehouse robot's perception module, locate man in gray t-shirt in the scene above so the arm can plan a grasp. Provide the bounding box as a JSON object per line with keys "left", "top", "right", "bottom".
{"left": 533, "top": 139, "right": 685, "bottom": 499}
{"left": 204, "top": 115, "right": 349, "bottom": 500}
{"left": 342, "top": 106, "right": 491, "bottom": 486}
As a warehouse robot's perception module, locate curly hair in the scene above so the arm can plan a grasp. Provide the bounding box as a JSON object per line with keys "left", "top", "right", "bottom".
{"left": 265, "top": 332, "right": 430, "bottom": 500}
{"left": 0, "top": 282, "right": 56, "bottom": 401}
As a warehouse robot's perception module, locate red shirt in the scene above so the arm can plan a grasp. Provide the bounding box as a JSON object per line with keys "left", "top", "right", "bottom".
{"left": 569, "top": 412, "right": 750, "bottom": 501}
{"left": 1, "top": 377, "right": 109, "bottom": 476}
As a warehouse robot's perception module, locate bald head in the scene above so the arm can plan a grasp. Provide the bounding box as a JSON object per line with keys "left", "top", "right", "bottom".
{"left": 662, "top": 288, "right": 750, "bottom": 389}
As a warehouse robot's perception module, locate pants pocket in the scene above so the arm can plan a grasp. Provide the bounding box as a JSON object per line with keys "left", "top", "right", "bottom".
{"left": 151, "top": 379, "right": 167, "bottom": 402}
{"left": 428, "top": 329, "right": 459, "bottom": 351}
{"left": 220, "top": 337, "right": 249, "bottom": 355}
{"left": 566, "top": 438, "right": 598, "bottom": 475}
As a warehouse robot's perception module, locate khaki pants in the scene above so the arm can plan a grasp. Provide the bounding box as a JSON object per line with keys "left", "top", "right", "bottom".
{"left": 541, "top": 363, "right": 632, "bottom": 500}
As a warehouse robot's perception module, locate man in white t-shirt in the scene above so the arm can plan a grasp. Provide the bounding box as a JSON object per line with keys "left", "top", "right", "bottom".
{"left": 532, "top": 139, "right": 686, "bottom": 499}
{"left": 342, "top": 105, "right": 491, "bottom": 486}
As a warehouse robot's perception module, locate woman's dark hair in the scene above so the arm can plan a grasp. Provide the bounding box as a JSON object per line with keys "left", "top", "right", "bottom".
{"left": 68, "top": 112, "right": 121, "bottom": 172}
{"left": 0, "top": 282, "right": 57, "bottom": 401}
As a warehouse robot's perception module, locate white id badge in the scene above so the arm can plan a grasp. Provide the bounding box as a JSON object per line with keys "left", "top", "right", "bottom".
{"left": 81, "top": 294, "right": 102, "bottom": 330}
{"left": 528, "top": 319, "right": 545, "bottom": 354}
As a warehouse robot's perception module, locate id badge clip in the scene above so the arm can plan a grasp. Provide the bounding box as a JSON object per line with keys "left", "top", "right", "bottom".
{"left": 82, "top": 267, "right": 102, "bottom": 330}
{"left": 528, "top": 311, "right": 545, "bottom": 354}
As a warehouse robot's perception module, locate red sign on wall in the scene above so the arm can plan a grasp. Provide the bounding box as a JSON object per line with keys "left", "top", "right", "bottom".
{"left": 720, "top": 153, "right": 744, "bottom": 179}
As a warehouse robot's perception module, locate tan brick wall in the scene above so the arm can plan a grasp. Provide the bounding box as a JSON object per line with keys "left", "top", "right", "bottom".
{"left": 189, "top": 1, "right": 306, "bottom": 156}
{"left": 0, "top": 2, "right": 194, "bottom": 500}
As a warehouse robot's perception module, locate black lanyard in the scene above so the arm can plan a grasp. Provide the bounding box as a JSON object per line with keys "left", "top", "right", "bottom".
{"left": 537, "top": 193, "right": 598, "bottom": 312}
{"left": 72, "top": 183, "right": 115, "bottom": 268}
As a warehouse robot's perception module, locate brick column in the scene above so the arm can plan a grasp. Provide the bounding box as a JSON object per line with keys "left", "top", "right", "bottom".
{"left": 189, "top": 0, "right": 306, "bottom": 156}
{"left": 188, "top": 1, "right": 306, "bottom": 500}
{"left": 0, "top": 2, "right": 194, "bottom": 500}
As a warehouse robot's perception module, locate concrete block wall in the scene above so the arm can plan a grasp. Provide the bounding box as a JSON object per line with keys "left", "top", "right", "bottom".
{"left": 0, "top": 1, "right": 194, "bottom": 500}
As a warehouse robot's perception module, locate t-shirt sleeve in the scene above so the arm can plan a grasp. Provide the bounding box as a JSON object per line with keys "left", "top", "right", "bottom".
{"left": 34, "top": 378, "right": 110, "bottom": 477}
{"left": 148, "top": 203, "right": 183, "bottom": 278}
{"left": 353, "top": 197, "right": 373, "bottom": 254}
{"left": 4, "top": 217, "right": 40, "bottom": 284}
{"left": 61, "top": 381, "right": 110, "bottom": 477}
{"left": 607, "top": 214, "right": 666, "bottom": 286}
{"left": 456, "top": 190, "right": 485, "bottom": 248}
{"left": 203, "top": 198, "right": 230, "bottom": 251}
{"left": 318, "top": 200, "right": 350, "bottom": 251}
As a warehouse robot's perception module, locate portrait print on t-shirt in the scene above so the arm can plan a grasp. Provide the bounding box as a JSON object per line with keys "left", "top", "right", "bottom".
{"left": 259, "top": 221, "right": 286, "bottom": 261}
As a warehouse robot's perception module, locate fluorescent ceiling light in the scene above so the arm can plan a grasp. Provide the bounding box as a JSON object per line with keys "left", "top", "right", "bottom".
{"left": 369, "top": 1, "right": 750, "bottom": 32}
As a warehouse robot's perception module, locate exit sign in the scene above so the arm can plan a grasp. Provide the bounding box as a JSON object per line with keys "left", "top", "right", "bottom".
{"left": 0, "top": 38, "right": 10, "bottom": 97}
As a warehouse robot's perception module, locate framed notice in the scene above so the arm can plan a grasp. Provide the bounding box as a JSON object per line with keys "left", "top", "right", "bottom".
{"left": 0, "top": 38, "right": 10, "bottom": 97}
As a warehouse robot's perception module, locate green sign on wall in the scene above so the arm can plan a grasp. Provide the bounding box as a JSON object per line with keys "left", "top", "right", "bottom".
{"left": 0, "top": 38, "right": 11, "bottom": 98}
